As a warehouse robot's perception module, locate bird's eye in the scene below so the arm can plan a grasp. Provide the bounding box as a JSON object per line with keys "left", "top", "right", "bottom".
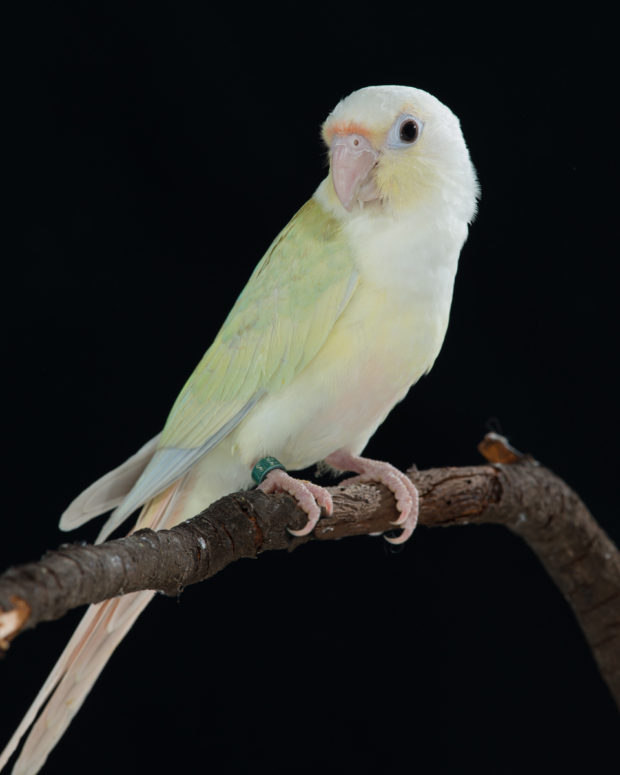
{"left": 387, "top": 114, "right": 423, "bottom": 149}
{"left": 399, "top": 119, "right": 419, "bottom": 143}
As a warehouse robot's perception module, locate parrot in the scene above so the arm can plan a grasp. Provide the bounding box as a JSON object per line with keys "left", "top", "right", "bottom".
{"left": 0, "top": 84, "right": 478, "bottom": 774}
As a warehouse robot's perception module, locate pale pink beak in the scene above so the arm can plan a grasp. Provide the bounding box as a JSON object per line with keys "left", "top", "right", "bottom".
{"left": 331, "top": 133, "right": 379, "bottom": 211}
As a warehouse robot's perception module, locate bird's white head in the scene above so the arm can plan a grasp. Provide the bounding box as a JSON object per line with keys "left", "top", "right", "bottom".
{"left": 320, "top": 85, "right": 479, "bottom": 221}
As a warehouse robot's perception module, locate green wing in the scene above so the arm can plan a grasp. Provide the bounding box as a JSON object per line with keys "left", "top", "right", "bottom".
{"left": 109, "top": 198, "right": 358, "bottom": 527}
{"left": 161, "top": 198, "right": 357, "bottom": 449}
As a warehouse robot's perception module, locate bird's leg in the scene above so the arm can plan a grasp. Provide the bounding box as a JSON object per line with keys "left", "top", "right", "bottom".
{"left": 257, "top": 468, "right": 333, "bottom": 537}
{"left": 325, "top": 449, "right": 419, "bottom": 544}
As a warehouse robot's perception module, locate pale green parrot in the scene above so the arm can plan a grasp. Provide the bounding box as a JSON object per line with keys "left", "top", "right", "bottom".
{"left": 0, "top": 84, "right": 478, "bottom": 774}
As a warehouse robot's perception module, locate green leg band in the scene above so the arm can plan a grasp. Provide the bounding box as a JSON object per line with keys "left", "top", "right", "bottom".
{"left": 251, "top": 456, "right": 286, "bottom": 485}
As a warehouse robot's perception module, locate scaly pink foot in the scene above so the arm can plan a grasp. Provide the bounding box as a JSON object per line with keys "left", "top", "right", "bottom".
{"left": 258, "top": 468, "right": 334, "bottom": 536}
{"left": 325, "top": 449, "right": 419, "bottom": 544}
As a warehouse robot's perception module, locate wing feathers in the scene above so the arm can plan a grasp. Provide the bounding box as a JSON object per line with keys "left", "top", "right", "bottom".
{"left": 97, "top": 200, "right": 358, "bottom": 538}
{"left": 58, "top": 434, "right": 161, "bottom": 531}
{"left": 158, "top": 198, "right": 358, "bottom": 454}
{"left": 94, "top": 391, "right": 264, "bottom": 543}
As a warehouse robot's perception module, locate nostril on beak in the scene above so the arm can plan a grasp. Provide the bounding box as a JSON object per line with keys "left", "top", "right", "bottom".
{"left": 330, "top": 134, "right": 379, "bottom": 211}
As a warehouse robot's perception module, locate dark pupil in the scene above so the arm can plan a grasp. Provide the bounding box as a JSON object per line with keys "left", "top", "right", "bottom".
{"left": 399, "top": 120, "right": 418, "bottom": 143}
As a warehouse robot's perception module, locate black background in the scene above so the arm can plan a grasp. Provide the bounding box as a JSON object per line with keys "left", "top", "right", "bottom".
{"left": 2, "top": 3, "right": 618, "bottom": 773}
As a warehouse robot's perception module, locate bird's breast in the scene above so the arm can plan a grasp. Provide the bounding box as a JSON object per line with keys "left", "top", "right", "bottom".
{"left": 232, "top": 210, "right": 467, "bottom": 470}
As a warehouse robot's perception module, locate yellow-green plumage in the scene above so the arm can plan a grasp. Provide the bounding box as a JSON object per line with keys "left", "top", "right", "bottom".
{"left": 103, "top": 198, "right": 359, "bottom": 532}
{"left": 162, "top": 199, "right": 357, "bottom": 449}
{"left": 1, "top": 84, "right": 479, "bottom": 775}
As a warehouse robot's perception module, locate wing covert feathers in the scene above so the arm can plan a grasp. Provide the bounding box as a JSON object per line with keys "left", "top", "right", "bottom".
{"left": 100, "top": 198, "right": 357, "bottom": 529}
{"left": 158, "top": 198, "right": 357, "bottom": 453}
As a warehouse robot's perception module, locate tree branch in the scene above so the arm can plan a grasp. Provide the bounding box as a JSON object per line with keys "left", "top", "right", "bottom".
{"left": 1, "top": 434, "right": 618, "bottom": 708}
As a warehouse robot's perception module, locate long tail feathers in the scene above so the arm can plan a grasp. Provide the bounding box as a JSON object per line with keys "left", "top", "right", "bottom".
{"left": 5, "top": 592, "right": 155, "bottom": 775}
{"left": 0, "top": 480, "right": 182, "bottom": 775}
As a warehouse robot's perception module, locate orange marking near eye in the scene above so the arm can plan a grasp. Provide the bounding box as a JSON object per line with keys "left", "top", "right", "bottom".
{"left": 324, "top": 121, "right": 370, "bottom": 142}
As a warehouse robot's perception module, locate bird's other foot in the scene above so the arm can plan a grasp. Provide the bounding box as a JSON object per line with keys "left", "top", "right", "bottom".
{"left": 325, "top": 449, "right": 419, "bottom": 544}
{"left": 258, "top": 468, "right": 333, "bottom": 536}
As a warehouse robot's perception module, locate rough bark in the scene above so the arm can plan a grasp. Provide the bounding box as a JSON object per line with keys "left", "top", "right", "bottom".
{"left": 0, "top": 434, "right": 618, "bottom": 708}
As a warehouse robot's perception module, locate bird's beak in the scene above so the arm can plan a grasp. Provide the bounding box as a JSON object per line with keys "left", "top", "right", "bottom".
{"left": 331, "top": 134, "right": 379, "bottom": 211}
